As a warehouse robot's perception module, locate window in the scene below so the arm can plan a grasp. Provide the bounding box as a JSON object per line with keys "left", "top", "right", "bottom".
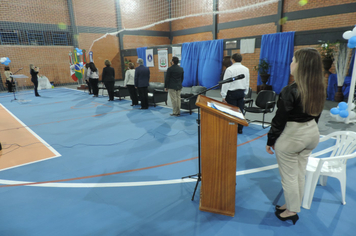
{"left": 0, "top": 29, "right": 72, "bottom": 46}
{"left": 27, "top": 31, "right": 45, "bottom": 45}
{"left": 0, "top": 30, "right": 19, "bottom": 45}
{"left": 52, "top": 32, "right": 68, "bottom": 46}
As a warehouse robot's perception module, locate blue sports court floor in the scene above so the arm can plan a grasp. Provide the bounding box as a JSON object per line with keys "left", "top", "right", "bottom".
{"left": 0, "top": 88, "right": 355, "bottom": 236}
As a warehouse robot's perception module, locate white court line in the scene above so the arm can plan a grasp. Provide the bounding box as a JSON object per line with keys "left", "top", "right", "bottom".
{"left": 0, "top": 104, "right": 61, "bottom": 172}
{"left": 0, "top": 164, "right": 279, "bottom": 188}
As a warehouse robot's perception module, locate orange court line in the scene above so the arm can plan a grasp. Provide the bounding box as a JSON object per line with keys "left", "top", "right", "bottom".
{"left": 0, "top": 132, "right": 268, "bottom": 188}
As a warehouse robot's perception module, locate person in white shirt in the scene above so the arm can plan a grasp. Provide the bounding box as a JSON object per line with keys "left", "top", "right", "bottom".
{"left": 221, "top": 53, "right": 250, "bottom": 134}
{"left": 84, "top": 63, "right": 92, "bottom": 94}
{"left": 88, "top": 62, "right": 99, "bottom": 97}
{"left": 124, "top": 62, "right": 138, "bottom": 106}
{"left": 4, "top": 66, "right": 14, "bottom": 92}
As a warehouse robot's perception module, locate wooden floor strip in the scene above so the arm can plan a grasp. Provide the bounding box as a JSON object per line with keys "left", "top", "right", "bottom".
{"left": 0, "top": 104, "right": 60, "bottom": 171}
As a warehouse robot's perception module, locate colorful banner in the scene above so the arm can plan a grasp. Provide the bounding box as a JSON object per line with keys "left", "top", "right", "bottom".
{"left": 73, "top": 49, "right": 83, "bottom": 80}
{"left": 158, "top": 48, "right": 168, "bottom": 72}
{"left": 69, "top": 52, "right": 78, "bottom": 82}
{"left": 146, "top": 49, "right": 154, "bottom": 67}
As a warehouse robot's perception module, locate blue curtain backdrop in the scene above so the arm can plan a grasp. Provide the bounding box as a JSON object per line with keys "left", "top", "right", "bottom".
{"left": 348, "top": 49, "right": 355, "bottom": 77}
{"left": 180, "top": 40, "right": 223, "bottom": 88}
{"left": 181, "top": 42, "right": 199, "bottom": 87}
{"left": 197, "top": 39, "right": 224, "bottom": 88}
{"left": 136, "top": 47, "right": 147, "bottom": 66}
{"left": 259, "top": 31, "right": 295, "bottom": 94}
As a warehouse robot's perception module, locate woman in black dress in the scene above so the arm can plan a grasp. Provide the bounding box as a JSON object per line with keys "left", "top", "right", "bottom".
{"left": 102, "top": 59, "right": 115, "bottom": 101}
{"left": 30, "top": 64, "right": 40, "bottom": 97}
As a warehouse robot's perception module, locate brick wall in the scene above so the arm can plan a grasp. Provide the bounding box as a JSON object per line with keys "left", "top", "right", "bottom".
{"left": 171, "top": 16, "right": 212, "bottom": 31}
{"left": 1, "top": 1, "right": 354, "bottom": 89}
{"left": 78, "top": 33, "right": 122, "bottom": 79}
{"left": 218, "top": 23, "right": 276, "bottom": 39}
{"left": 172, "top": 32, "right": 213, "bottom": 44}
{"left": 0, "top": 0, "right": 70, "bottom": 24}
{"left": 120, "top": 0, "right": 169, "bottom": 30}
{"left": 73, "top": 0, "right": 117, "bottom": 28}
{"left": 284, "top": 0, "right": 355, "bottom": 12}
{"left": 123, "top": 35, "right": 170, "bottom": 50}
{"left": 218, "top": 0, "right": 278, "bottom": 23}
{"left": 282, "top": 12, "right": 356, "bottom": 32}
{"left": 0, "top": 45, "right": 74, "bottom": 86}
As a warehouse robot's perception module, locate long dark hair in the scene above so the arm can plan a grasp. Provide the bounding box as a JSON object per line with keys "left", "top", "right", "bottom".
{"left": 88, "top": 62, "right": 97, "bottom": 72}
{"left": 294, "top": 48, "right": 325, "bottom": 116}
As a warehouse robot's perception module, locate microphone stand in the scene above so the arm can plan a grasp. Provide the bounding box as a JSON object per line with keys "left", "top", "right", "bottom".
{"left": 182, "top": 82, "right": 223, "bottom": 201}
{"left": 11, "top": 68, "right": 23, "bottom": 102}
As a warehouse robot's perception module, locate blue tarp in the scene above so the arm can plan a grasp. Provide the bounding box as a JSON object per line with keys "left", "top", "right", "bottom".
{"left": 136, "top": 47, "right": 147, "bottom": 66}
{"left": 259, "top": 32, "right": 295, "bottom": 94}
{"left": 180, "top": 40, "right": 223, "bottom": 88}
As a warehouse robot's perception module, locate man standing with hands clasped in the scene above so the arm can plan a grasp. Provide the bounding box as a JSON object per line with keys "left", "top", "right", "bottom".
{"left": 135, "top": 58, "right": 150, "bottom": 109}
{"left": 221, "top": 53, "right": 250, "bottom": 134}
{"left": 165, "top": 57, "right": 184, "bottom": 116}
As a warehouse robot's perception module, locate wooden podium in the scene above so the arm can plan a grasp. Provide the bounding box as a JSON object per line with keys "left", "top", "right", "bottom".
{"left": 196, "top": 95, "right": 248, "bottom": 217}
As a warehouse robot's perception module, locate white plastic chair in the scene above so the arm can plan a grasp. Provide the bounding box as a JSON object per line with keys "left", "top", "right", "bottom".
{"left": 302, "top": 131, "right": 356, "bottom": 209}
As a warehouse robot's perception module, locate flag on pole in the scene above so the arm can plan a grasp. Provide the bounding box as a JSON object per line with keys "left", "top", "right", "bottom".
{"left": 69, "top": 52, "right": 78, "bottom": 82}
{"left": 146, "top": 49, "right": 154, "bottom": 67}
{"left": 73, "top": 49, "right": 83, "bottom": 81}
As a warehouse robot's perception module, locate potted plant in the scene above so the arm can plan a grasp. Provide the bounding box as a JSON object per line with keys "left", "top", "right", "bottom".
{"left": 318, "top": 40, "right": 337, "bottom": 73}
{"left": 333, "top": 43, "right": 351, "bottom": 102}
{"left": 254, "top": 58, "right": 271, "bottom": 85}
{"left": 124, "top": 58, "right": 132, "bottom": 72}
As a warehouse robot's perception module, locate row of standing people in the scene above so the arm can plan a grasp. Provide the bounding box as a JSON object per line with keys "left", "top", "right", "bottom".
{"left": 83, "top": 60, "right": 115, "bottom": 101}
{"left": 122, "top": 58, "right": 150, "bottom": 109}
{"left": 84, "top": 58, "right": 152, "bottom": 108}
{"left": 124, "top": 57, "right": 184, "bottom": 113}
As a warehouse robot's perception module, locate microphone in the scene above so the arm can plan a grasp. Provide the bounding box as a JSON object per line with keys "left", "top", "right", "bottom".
{"left": 218, "top": 74, "right": 245, "bottom": 85}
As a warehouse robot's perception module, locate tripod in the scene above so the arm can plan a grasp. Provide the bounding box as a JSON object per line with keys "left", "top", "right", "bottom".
{"left": 182, "top": 83, "right": 222, "bottom": 201}
{"left": 10, "top": 68, "right": 24, "bottom": 102}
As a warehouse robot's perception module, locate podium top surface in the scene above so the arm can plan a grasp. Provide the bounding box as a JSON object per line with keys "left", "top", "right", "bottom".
{"left": 196, "top": 95, "right": 248, "bottom": 126}
{"left": 11, "top": 74, "right": 29, "bottom": 79}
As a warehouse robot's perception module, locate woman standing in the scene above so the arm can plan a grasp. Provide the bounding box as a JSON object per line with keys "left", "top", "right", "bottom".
{"left": 124, "top": 62, "right": 138, "bottom": 106}
{"left": 88, "top": 62, "right": 99, "bottom": 97}
{"left": 4, "top": 66, "right": 14, "bottom": 92}
{"left": 220, "top": 55, "right": 232, "bottom": 81}
{"left": 102, "top": 59, "right": 115, "bottom": 101}
{"left": 30, "top": 64, "right": 40, "bottom": 97}
{"left": 84, "top": 63, "right": 92, "bottom": 94}
{"left": 266, "top": 48, "right": 326, "bottom": 225}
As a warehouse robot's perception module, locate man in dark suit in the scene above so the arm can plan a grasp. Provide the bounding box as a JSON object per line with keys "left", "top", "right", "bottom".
{"left": 164, "top": 57, "right": 184, "bottom": 116}
{"left": 135, "top": 58, "right": 150, "bottom": 109}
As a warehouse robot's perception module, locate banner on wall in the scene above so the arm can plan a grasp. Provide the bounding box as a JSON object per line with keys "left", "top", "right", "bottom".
{"left": 172, "top": 47, "right": 181, "bottom": 61}
{"left": 158, "top": 48, "right": 168, "bottom": 71}
{"left": 146, "top": 49, "right": 154, "bottom": 67}
{"left": 240, "top": 38, "right": 255, "bottom": 54}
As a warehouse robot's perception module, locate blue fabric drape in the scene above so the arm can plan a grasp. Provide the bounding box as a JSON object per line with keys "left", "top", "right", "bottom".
{"left": 327, "top": 73, "right": 338, "bottom": 101}
{"left": 259, "top": 32, "right": 295, "bottom": 94}
{"left": 180, "top": 40, "right": 223, "bottom": 88}
{"left": 348, "top": 49, "right": 355, "bottom": 77}
{"left": 136, "top": 47, "right": 147, "bottom": 66}
{"left": 181, "top": 42, "right": 199, "bottom": 87}
{"left": 197, "top": 39, "right": 223, "bottom": 88}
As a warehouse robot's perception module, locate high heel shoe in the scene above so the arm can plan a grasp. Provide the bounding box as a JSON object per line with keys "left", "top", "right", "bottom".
{"left": 275, "top": 211, "right": 299, "bottom": 225}
{"left": 275, "top": 205, "right": 286, "bottom": 213}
